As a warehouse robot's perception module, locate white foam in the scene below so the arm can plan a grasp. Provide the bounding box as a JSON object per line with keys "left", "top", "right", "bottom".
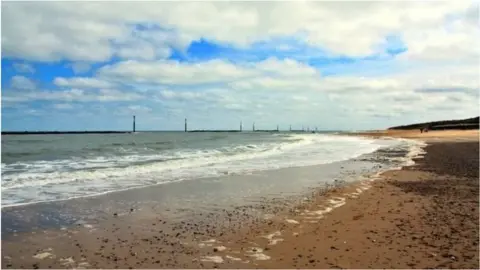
{"left": 214, "top": 246, "right": 227, "bottom": 252}
{"left": 201, "top": 256, "right": 224, "bottom": 264}
{"left": 2, "top": 134, "right": 404, "bottom": 207}
{"left": 263, "top": 231, "right": 283, "bottom": 245}
{"left": 359, "top": 185, "right": 370, "bottom": 191}
{"left": 77, "top": 262, "right": 90, "bottom": 269}
{"left": 263, "top": 214, "right": 275, "bottom": 220}
{"left": 394, "top": 139, "right": 427, "bottom": 168}
{"left": 270, "top": 238, "right": 284, "bottom": 245}
{"left": 250, "top": 253, "right": 271, "bottom": 261}
{"left": 285, "top": 219, "right": 300, "bottom": 224}
{"left": 225, "top": 255, "right": 242, "bottom": 261}
{"left": 198, "top": 239, "right": 217, "bottom": 248}
{"left": 328, "top": 197, "right": 346, "bottom": 207}
{"left": 59, "top": 257, "right": 75, "bottom": 266}
{"left": 33, "top": 252, "right": 54, "bottom": 260}
{"left": 203, "top": 239, "right": 217, "bottom": 243}
{"left": 303, "top": 197, "right": 346, "bottom": 219}
{"left": 245, "top": 247, "right": 271, "bottom": 261}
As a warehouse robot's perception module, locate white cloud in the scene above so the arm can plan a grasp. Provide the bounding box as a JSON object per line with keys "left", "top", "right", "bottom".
{"left": 400, "top": 23, "right": 479, "bottom": 63}
{"left": 98, "top": 59, "right": 256, "bottom": 85}
{"left": 3, "top": 88, "right": 144, "bottom": 103}
{"left": 292, "top": 96, "right": 308, "bottom": 102}
{"left": 115, "top": 36, "right": 173, "bottom": 61}
{"left": 1, "top": 2, "right": 191, "bottom": 62}
{"left": 12, "top": 63, "right": 35, "bottom": 73}
{"left": 128, "top": 105, "right": 152, "bottom": 113}
{"left": 2, "top": 2, "right": 478, "bottom": 129}
{"left": 24, "top": 109, "right": 42, "bottom": 116}
{"left": 230, "top": 76, "right": 318, "bottom": 92}
{"left": 2, "top": 1, "right": 476, "bottom": 61}
{"left": 68, "top": 62, "right": 92, "bottom": 74}
{"left": 54, "top": 77, "right": 115, "bottom": 89}
{"left": 98, "top": 57, "right": 322, "bottom": 87}
{"left": 53, "top": 103, "right": 75, "bottom": 110}
{"left": 116, "top": 42, "right": 158, "bottom": 61}
{"left": 254, "top": 57, "right": 319, "bottom": 77}
{"left": 159, "top": 90, "right": 205, "bottom": 100}
{"left": 10, "top": 75, "right": 35, "bottom": 90}
{"left": 116, "top": 105, "right": 153, "bottom": 115}
{"left": 82, "top": 55, "right": 480, "bottom": 124}
{"left": 6, "top": 54, "right": 477, "bottom": 127}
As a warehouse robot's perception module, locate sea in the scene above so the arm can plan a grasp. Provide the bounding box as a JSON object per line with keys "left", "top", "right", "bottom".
{"left": 1, "top": 131, "right": 423, "bottom": 209}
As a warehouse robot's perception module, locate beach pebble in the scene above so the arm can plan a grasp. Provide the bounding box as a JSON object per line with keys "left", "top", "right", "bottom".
{"left": 225, "top": 255, "right": 242, "bottom": 261}
{"left": 203, "top": 239, "right": 216, "bottom": 243}
{"left": 286, "top": 219, "right": 300, "bottom": 224}
{"left": 249, "top": 253, "right": 271, "bottom": 261}
{"left": 77, "top": 262, "right": 90, "bottom": 269}
{"left": 201, "top": 256, "right": 224, "bottom": 264}
{"left": 59, "top": 257, "right": 75, "bottom": 266}
{"left": 33, "top": 252, "right": 54, "bottom": 260}
{"left": 213, "top": 246, "right": 227, "bottom": 252}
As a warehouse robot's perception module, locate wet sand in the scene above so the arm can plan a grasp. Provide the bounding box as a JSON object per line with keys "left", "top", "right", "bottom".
{"left": 2, "top": 131, "right": 478, "bottom": 269}
{"left": 248, "top": 140, "right": 479, "bottom": 269}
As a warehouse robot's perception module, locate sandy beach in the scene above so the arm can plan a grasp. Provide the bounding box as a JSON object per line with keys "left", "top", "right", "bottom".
{"left": 186, "top": 130, "right": 479, "bottom": 269}
{"left": 248, "top": 132, "right": 479, "bottom": 269}
{"left": 3, "top": 1, "right": 478, "bottom": 269}
{"left": 2, "top": 130, "right": 478, "bottom": 269}
{"left": 354, "top": 129, "right": 479, "bottom": 141}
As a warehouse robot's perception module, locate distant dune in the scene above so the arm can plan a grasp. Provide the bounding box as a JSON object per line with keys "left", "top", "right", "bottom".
{"left": 389, "top": 116, "right": 479, "bottom": 130}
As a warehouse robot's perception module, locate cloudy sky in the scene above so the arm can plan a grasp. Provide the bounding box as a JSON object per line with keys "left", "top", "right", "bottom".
{"left": 1, "top": 1, "right": 479, "bottom": 131}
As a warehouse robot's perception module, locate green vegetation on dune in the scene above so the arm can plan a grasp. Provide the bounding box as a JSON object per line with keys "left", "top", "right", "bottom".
{"left": 389, "top": 117, "right": 479, "bottom": 130}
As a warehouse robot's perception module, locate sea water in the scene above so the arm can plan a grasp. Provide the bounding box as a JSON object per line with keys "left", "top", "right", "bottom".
{"left": 1, "top": 132, "right": 419, "bottom": 207}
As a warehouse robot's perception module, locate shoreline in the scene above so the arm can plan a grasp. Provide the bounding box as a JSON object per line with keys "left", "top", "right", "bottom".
{"left": 1, "top": 144, "right": 403, "bottom": 235}
{"left": 188, "top": 134, "right": 478, "bottom": 269}
{"left": 2, "top": 130, "right": 478, "bottom": 268}
{"left": 1, "top": 133, "right": 408, "bottom": 209}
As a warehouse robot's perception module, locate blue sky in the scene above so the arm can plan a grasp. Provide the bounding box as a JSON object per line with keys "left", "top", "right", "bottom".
{"left": 1, "top": 1, "right": 478, "bottom": 131}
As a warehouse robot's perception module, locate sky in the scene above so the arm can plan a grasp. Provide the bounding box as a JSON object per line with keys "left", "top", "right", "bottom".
{"left": 1, "top": 1, "right": 479, "bottom": 131}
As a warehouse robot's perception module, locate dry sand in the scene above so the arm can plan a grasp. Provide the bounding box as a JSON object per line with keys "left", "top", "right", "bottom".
{"left": 354, "top": 129, "right": 479, "bottom": 141}
{"left": 2, "top": 130, "right": 479, "bottom": 269}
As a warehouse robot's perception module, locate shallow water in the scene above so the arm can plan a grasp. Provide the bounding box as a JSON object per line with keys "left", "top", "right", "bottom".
{"left": 1, "top": 136, "right": 421, "bottom": 236}
{"left": 2, "top": 132, "right": 402, "bottom": 206}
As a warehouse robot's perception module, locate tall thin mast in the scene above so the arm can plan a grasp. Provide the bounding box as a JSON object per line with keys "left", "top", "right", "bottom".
{"left": 133, "top": 115, "right": 136, "bottom": 133}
